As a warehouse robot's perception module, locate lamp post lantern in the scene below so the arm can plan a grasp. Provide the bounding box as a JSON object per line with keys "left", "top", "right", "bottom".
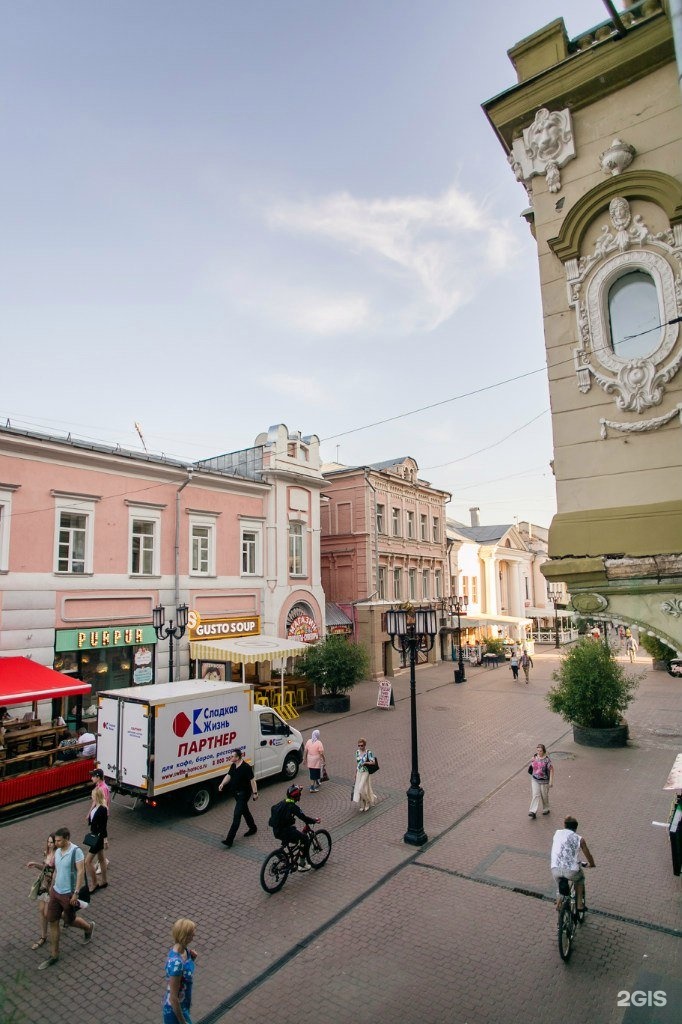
{"left": 548, "top": 584, "right": 562, "bottom": 649}
{"left": 386, "top": 605, "right": 437, "bottom": 846}
{"left": 152, "top": 603, "right": 189, "bottom": 683}
{"left": 452, "top": 595, "right": 469, "bottom": 682}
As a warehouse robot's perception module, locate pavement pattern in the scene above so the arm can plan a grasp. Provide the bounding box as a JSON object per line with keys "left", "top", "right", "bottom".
{"left": 2, "top": 646, "right": 680, "bottom": 1024}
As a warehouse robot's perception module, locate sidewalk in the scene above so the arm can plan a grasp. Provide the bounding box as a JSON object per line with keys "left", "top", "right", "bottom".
{"left": 4, "top": 649, "right": 680, "bottom": 1024}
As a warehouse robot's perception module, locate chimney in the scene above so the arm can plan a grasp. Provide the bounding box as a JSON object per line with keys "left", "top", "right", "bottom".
{"left": 469, "top": 507, "right": 480, "bottom": 528}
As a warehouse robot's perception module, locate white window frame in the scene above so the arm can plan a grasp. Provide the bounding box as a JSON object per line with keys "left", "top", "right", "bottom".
{"left": 376, "top": 503, "right": 385, "bottom": 534}
{"left": 432, "top": 517, "right": 440, "bottom": 542}
{"left": 420, "top": 514, "right": 428, "bottom": 541}
{"left": 391, "top": 507, "right": 401, "bottom": 537}
{"left": 241, "top": 519, "right": 263, "bottom": 577}
{"left": 408, "top": 568, "right": 417, "bottom": 600}
{"left": 406, "top": 511, "right": 415, "bottom": 539}
{"left": 189, "top": 514, "right": 217, "bottom": 577}
{"left": 378, "top": 566, "right": 387, "bottom": 601}
{"left": 288, "top": 521, "right": 306, "bottom": 577}
{"left": 54, "top": 495, "right": 96, "bottom": 575}
{"left": 472, "top": 576, "right": 478, "bottom": 603}
{"left": 434, "top": 569, "right": 442, "bottom": 599}
{"left": 128, "top": 505, "right": 161, "bottom": 577}
{"left": 421, "top": 569, "right": 430, "bottom": 600}
{"left": 0, "top": 488, "right": 15, "bottom": 573}
{"left": 393, "top": 567, "right": 402, "bottom": 600}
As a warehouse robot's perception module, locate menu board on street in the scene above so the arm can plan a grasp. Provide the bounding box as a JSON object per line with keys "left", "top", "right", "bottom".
{"left": 377, "top": 678, "right": 394, "bottom": 709}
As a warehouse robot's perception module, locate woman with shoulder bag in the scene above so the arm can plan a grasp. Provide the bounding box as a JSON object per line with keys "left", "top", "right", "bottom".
{"left": 85, "top": 786, "right": 109, "bottom": 891}
{"left": 26, "top": 833, "right": 56, "bottom": 949}
{"left": 352, "top": 737, "right": 378, "bottom": 812}
{"left": 527, "top": 743, "right": 554, "bottom": 819}
{"left": 303, "top": 729, "right": 325, "bottom": 793}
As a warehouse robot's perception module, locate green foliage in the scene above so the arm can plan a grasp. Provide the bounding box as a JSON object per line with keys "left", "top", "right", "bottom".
{"left": 298, "top": 634, "right": 369, "bottom": 696}
{"left": 483, "top": 637, "right": 505, "bottom": 656}
{"left": 638, "top": 633, "right": 676, "bottom": 663}
{"left": 546, "top": 638, "right": 639, "bottom": 728}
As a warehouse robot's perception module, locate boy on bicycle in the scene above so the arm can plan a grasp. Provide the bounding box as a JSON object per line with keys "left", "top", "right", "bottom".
{"left": 269, "top": 784, "right": 320, "bottom": 872}
{"left": 551, "top": 815, "right": 595, "bottom": 912}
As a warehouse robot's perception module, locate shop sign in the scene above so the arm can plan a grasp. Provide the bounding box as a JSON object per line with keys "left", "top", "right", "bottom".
{"left": 187, "top": 610, "right": 261, "bottom": 642}
{"left": 287, "top": 614, "right": 319, "bottom": 643}
{"left": 377, "top": 678, "right": 394, "bottom": 709}
{"left": 328, "top": 624, "right": 352, "bottom": 635}
{"left": 56, "top": 625, "right": 157, "bottom": 652}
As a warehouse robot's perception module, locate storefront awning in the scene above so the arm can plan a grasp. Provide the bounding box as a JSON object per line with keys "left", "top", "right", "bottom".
{"left": 325, "top": 603, "right": 353, "bottom": 629}
{"left": 462, "top": 613, "right": 532, "bottom": 629}
{"left": 190, "top": 634, "right": 310, "bottom": 665}
{"left": 0, "top": 658, "right": 91, "bottom": 703}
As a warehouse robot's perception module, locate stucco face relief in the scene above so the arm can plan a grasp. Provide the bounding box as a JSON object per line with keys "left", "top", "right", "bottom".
{"left": 509, "top": 108, "right": 575, "bottom": 194}
{"left": 565, "top": 197, "right": 682, "bottom": 434}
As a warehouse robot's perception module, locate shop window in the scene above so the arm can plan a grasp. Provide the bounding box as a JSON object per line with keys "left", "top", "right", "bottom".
{"left": 53, "top": 495, "right": 96, "bottom": 574}
{"left": 288, "top": 522, "right": 305, "bottom": 577}
{"left": 607, "top": 270, "right": 660, "bottom": 359}
{"left": 241, "top": 521, "right": 263, "bottom": 576}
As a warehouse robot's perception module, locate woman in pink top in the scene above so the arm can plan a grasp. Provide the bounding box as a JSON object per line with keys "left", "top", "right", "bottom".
{"left": 303, "top": 730, "right": 325, "bottom": 793}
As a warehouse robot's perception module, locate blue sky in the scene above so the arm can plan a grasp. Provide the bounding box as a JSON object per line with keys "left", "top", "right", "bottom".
{"left": 2, "top": 0, "right": 609, "bottom": 526}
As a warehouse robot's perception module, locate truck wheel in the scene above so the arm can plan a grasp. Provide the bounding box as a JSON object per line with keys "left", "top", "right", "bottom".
{"left": 186, "top": 783, "right": 213, "bottom": 815}
{"left": 282, "top": 753, "right": 299, "bottom": 780}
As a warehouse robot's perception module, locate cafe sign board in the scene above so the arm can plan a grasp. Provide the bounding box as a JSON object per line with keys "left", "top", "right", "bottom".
{"left": 287, "top": 614, "right": 320, "bottom": 643}
{"left": 187, "top": 610, "right": 261, "bottom": 643}
{"left": 56, "top": 625, "right": 156, "bottom": 651}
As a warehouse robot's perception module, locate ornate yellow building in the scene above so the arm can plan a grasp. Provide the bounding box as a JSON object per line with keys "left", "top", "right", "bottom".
{"left": 483, "top": 1, "right": 682, "bottom": 654}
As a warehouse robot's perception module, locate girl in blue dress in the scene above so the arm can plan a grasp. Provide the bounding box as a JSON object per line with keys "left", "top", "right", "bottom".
{"left": 163, "top": 918, "right": 197, "bottom": 1024}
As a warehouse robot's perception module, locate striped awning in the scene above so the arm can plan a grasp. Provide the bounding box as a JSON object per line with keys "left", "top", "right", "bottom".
{"left": 190, "top": 633, "right": 310, "bottom": 665}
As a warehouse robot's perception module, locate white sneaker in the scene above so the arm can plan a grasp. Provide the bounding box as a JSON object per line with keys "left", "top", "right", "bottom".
{"left": 297, "top": 862, "right": 312, "bottom": 872}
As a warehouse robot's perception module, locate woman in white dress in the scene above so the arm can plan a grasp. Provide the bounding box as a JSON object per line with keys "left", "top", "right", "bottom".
{"left": 352, "top": 737, "right": 377, "bottom": 812}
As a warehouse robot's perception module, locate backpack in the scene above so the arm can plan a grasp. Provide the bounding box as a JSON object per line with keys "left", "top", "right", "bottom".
{"left": 268, "top": 800, "right": 290, "bottom": 834}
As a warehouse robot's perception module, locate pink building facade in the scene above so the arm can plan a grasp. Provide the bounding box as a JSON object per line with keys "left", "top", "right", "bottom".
{"left": 321, "top": 458, "right": 451, "bottom": 678}
{"left": 0, "top": 423, "right": 325, "bottom": 703}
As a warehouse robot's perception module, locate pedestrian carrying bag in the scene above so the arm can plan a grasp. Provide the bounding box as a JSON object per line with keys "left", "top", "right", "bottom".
{"left": 365, "top": 757, "right": 379, "bottom": 775}
{"left": 527, "top": 764, "right": 533, "bottom": 775}
{"left": 83, "top": 832, "right": 98, "bottom": 849}
{"left": 321, "top": 765, "right": 329, "bottom": 782}
{"left": 268, "top": 801, "right": 289, "bottom": 834}
{"left": 29, "top": 868, "right": 47, "bottom": 901}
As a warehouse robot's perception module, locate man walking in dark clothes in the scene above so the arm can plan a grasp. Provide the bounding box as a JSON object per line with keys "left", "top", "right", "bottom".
{"left": 218, "top": 748, "right": 258, "bottom": 848}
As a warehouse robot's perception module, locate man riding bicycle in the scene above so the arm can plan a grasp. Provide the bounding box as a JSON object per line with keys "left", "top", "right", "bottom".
{"left": 269, "top": 784, "right": 320, "bottom": 872}
{"left": 551, "top": 815, "right": 595, "bottom": 912}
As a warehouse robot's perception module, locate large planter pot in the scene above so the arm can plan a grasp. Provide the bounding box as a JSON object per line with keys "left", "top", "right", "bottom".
{"left": 313, "top": 694, "right": 351, "bottom": 714}
{"left": 572, "top": 721, "right": 628, "bottom": 747}
{"left": 652, "top": 659, "right": 669, "bottom": 672}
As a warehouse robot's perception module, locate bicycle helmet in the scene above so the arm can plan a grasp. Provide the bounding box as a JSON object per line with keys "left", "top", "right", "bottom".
{"left": 286, "top": 784, "right": 302, "bottom": 802}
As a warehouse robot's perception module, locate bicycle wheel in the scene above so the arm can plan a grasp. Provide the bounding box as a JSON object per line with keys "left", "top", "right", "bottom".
{"left": 260, "top": 850, "right": 289, "bottom": 894}
{"left": 557, "top": 903, "right": 573, "bottom": 961}
{"left": 306, "top": 829, "right": 332, "bottom": 869}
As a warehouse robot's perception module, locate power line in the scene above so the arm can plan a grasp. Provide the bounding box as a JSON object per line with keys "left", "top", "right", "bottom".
{"left": 423, "top": 409, "right": 549, "bottom": 470}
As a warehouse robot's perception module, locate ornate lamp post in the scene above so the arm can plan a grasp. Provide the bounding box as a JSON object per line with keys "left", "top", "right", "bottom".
{"left": 386, "top": 605, "right": 437, "bottom": 846}
{"left": 548, "top": 583, "right": 562, "bottom": 649}
{"left": 452, "top": 595, "right": 469, "bottom": 683}
{"left": 152, "top": 603, "right": 189, "bottom": 683}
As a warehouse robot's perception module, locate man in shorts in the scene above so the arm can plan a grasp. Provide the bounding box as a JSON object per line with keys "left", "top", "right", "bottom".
{"left": 38, "top": 826, "right": 94, "bottom": 970}
{"left": 550, "top": 815, "right": 595, "bottom": 913}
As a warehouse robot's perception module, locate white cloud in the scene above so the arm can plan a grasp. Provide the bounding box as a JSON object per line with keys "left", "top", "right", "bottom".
{"left": 266, "top": 184, "right": 518, "bottom": 332}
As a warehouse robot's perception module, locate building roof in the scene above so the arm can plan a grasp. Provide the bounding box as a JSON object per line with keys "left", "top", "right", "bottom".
{"left": 325, "top": 603, "right": 353, "bottom": 628}
{"left": 447, "top": 521, "right": 513, "bottom": 544}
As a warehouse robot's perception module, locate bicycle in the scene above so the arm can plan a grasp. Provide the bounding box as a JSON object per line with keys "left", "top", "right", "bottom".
{"left": 556, "top": 866, "right": 587, "bottom": 961}
{"left": 260, "top": 823, "right": 332, "bottom": 893}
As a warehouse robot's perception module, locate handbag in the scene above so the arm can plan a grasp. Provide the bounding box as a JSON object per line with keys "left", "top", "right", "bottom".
{"left": 365, "top": 757, "right": 379, "bottom": 775}
{"left": 78, "top": 882, "right": 91, "bottom": 904}
{"left": 83, "top": 832, "right": 98, "bottom": 849}
{"left": 527, "top": 764, "right": 533, "bottom": 775}
{"left": 321, "top": 765, "right": 329, "bottom": 782}
{"left": 29, "top": 868, "right": 46, "bottom": 901}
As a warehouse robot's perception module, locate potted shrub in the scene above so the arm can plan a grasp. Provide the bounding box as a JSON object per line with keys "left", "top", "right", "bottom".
{"left": 638, "top": 633, "right": 677, "bottom": 672}
{"left": 546, "top": 638, "right": 639, "bottom": 747}
{"left": 299, "top": 634, "right": 370, "bottom": 714}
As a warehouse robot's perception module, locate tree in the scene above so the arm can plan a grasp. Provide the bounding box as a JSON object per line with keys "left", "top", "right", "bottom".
{"left": 298, "top": 634, "right": 369, "bottom": 697}
{"left": 546, "top": 638, "right": 639, "bottom": 729}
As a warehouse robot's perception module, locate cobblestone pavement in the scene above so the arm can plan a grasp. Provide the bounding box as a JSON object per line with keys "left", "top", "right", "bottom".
{"left": 3, "top": 649, "right": 680, "bottom": 1024}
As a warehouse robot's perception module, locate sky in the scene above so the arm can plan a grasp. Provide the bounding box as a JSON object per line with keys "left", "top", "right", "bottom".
{"left": 2, "top": 0, "right": 612, "bottom": 527}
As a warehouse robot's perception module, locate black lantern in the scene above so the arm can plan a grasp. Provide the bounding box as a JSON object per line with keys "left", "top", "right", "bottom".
{"left": 452, "top": 595, "right": 469, "bottom": 682}
{"left": 152, "top": 603, "right": 189, "bottom": 683}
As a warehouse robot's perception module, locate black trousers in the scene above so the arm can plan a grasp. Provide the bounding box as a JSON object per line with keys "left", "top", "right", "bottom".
{"left": 226, "top": 792, "right": 256, "bottom": 842}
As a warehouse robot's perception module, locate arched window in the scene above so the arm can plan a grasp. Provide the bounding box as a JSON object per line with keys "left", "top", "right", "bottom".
{"left": 607, "top": 271, "right": 660, "bottom": 359}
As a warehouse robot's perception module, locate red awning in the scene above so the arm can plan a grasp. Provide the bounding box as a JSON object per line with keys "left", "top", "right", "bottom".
{"left": 0, "top": 658, "right": 91, "bottom": 704}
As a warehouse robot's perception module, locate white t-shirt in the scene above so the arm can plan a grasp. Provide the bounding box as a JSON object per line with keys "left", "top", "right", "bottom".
{"left": 551, "top": 828, "right": 582, "bottom": 873}
{"left": 79, "top": 732, "right": 96, "bottom": 757}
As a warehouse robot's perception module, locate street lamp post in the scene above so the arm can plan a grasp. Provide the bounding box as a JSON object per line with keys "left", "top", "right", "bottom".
{"left": 548, "top": 584, "right": 562, "bottom": 649}
{"left": 452, "top": 595, "right": 469, "bottom": 683}
{"left": 153, "top": 603, "right": 189, "bottom": 683}
{"left": 386, "top": 605, "right": 437, "bottom": 846}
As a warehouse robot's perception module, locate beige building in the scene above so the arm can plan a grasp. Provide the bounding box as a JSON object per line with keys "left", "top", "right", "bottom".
{"left": 483, "top": 0, "right": 682, "bottom": 654}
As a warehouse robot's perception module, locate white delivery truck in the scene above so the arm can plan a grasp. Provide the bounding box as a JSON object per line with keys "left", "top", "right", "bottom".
{"left": 97, "top": 680, "right": 304, "bottom": 814}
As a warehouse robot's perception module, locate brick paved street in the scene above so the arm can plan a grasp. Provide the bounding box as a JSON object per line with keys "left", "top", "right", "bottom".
{"left": 3, "top": 648, "right": 680, "bottom": 1024}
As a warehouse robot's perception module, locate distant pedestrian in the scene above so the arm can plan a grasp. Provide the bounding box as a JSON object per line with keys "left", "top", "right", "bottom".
{"left": 38, "top": 826, "right": 94, "bottom": 970}
{"left": 528, "top": 743, "right": 554, "bottom": 818}
{"left": 85, "top": 787, "right": 109, "bottom": 892}
{"left": 303, "top": 729, "right": 326, "bottom": 793}
{"left": 218, "top": 749, "right": 258, "bottom": 847}
{"left": 520, "top": 650, "right": 533, "bottom": 683}
{"left": 352, "top": 737, "right": 378, "bottom": 812}
{"left": 163, "top": 918, "right": 198, "bottom": 1024}
{"left": 510, "top": 653, "right": 519, "bottom": 680}
{"left": 626, "top": 635, "right": 638, "bottom": 663}
{"left": 89, "top": 768, "right": 111, "bottom": 876}
{"left": 26, "top": 832, "right": 56, "bottom": 950}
